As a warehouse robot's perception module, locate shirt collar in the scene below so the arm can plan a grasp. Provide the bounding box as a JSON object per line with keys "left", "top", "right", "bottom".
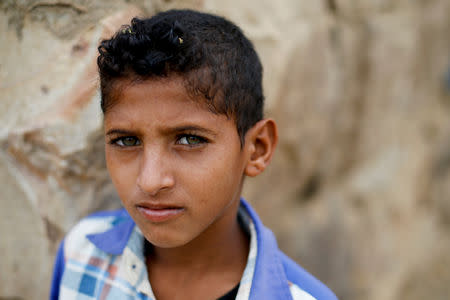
{"left": 86, "top": 211, "right": 135, "bottom": 255}
{"left": 240, "top": 200, "right": 293, "bottom": 300}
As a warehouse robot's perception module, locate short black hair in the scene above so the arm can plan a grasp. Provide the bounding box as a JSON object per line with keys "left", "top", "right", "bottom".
{"left": 97, "top": 9, "right": 264, "bottom": 143}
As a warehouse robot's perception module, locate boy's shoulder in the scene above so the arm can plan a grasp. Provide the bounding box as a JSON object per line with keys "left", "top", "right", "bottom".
{"left": 51, "top": 209, "right": 148, "bottom": 299}
{"left": 241, "top": 199, "right": 338, "bottom": 300}
{"left": 278, "top": 250, "right": 338, "bottom": 300}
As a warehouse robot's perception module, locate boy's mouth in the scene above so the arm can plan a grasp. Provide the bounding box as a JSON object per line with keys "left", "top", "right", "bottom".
{"left": 136, "top": 203, "right": 185, "bottom": 223}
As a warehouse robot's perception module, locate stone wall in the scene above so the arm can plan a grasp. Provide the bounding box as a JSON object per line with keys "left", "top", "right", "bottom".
{"left": 1, "top": 0, "right": 449, "bottom": 299}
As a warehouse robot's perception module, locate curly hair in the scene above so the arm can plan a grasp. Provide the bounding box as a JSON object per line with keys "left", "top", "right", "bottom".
{"left": 97, "top": 9, "right": 264, "bottom": 143}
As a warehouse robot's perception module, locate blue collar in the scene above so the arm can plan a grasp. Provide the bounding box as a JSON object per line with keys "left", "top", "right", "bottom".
{"left": 86, "top": 210, "right": 135, "bottom": 255}
{"left": 240, "top": 199, "right": 293, "bottom": 300}
{"left": 86, "top": 199, "right": 293, "bottom": 300}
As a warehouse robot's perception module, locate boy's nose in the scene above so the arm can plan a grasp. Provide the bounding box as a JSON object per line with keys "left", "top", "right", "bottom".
{"left": 136, "top": 147, "right": 175, "bottom": 196}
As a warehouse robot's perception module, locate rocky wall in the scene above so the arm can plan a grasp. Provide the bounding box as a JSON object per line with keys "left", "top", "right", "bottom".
{"left": 1, "top": 0, "right": 449, "bottom": 299}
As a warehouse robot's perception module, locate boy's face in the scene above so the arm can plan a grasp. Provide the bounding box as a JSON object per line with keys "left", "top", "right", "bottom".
{"left": 104, "top": 77, "right": 249, "bottom": 248}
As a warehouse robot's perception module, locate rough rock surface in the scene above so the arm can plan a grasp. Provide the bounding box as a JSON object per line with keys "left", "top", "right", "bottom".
{"left": 1, "top": 0, "right": 449, "bottom": 299}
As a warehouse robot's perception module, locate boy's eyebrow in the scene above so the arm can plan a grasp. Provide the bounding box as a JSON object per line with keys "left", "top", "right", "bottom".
{"left": 105, "top": 129, "right": 137, "bottom": 136}
{"left": 164, "top": 125, "right": 217, "bottom": 137}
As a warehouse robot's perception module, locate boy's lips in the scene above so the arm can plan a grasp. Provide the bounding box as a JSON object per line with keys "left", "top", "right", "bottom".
{"left": 136, "top": 203, "right": 185, "bottom": 223}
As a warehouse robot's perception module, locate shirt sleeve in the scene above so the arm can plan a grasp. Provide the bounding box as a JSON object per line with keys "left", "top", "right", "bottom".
{"left": 49, "top": 239, "right": 65, "bottom": 300}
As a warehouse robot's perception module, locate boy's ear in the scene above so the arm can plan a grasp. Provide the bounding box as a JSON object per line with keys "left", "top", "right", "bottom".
{"left": 244, "top": 118, "right": 278, "bottom": 177}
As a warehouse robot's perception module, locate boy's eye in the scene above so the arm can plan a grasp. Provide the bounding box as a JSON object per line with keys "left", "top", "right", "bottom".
{"left": 113, "top": 136, "right": 141, "bottom": 147}
{"left": 177, "top": 135, "right": 206, "bottom": 146}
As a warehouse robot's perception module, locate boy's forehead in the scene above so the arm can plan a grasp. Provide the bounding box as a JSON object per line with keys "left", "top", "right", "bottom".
{"left": 103, "top": 77, "right": 236, "bottom": 133}
{"left": 105, "top": 75, "right": 220, "bottom": 114}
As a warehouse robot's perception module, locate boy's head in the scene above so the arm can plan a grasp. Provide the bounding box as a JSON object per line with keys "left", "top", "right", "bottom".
{"left": 97, "top": 9, "right": 264, "bottom": 143}
{"left": 97, "top": 9, "right": 277, "bottom": 248}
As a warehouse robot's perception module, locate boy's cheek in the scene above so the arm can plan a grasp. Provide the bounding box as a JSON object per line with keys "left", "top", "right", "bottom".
{"left": 105, "top": 153, "right": 137, "bottom": 198}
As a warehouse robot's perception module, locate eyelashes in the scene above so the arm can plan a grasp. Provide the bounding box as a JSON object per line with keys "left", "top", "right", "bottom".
{"left": 108, "top": 134, "right": 208, "bottom": 148}
{"left": 176, "top": 134, "right": 208, "bottom": 146}
{"left": 109, "top": 136, "right": 141, "bottom": 147}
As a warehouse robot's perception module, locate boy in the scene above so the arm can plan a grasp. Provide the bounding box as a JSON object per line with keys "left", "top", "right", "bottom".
{"left": 50, "top": 9, "right": 337, "bottom": 300}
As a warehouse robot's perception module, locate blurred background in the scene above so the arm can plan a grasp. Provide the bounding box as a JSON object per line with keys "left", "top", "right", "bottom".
{"left": 1, "top": 0, "right": 449, "bottom": 299}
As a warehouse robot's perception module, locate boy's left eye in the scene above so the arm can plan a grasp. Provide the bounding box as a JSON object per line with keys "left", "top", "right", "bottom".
{"left": 177, "top": 135, "right": 206, "bottom": 146}
{"left": 111, "top": 136, "right": 141, "bottom": 147}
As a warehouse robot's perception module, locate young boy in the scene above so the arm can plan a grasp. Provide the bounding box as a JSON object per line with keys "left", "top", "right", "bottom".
{"left": 50, "top": 9, "right": 337, "bottom": 300}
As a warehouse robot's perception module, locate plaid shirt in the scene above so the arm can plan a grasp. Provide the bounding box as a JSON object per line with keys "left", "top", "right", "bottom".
{"left": 50, "top": 199, "right": 337, "bottom": 300}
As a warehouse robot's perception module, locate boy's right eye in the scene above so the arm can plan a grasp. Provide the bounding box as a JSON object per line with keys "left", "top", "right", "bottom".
{"left": 111, "top": 136, "right": 141, "bottom": 147}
